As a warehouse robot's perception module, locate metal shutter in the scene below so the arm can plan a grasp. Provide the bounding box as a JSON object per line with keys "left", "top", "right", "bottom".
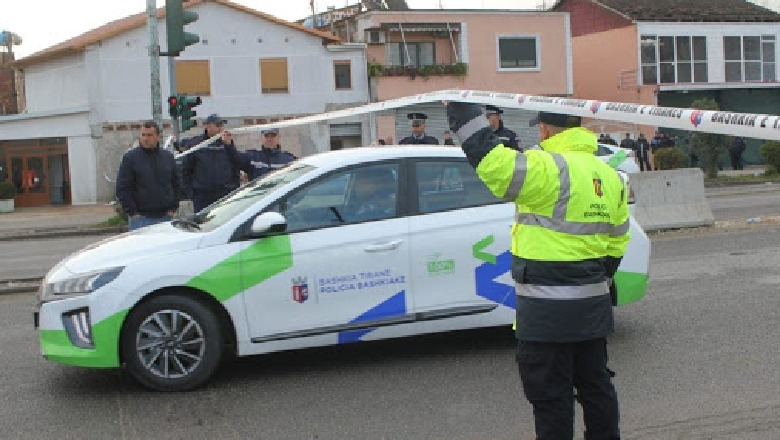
{"left": 329, "top": 123, "right": 362, "bottom": 137}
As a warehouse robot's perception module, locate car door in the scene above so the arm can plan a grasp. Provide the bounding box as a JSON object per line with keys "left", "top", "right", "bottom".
{"left": 409, "top": 159, "right": 515, "bottom": 320}
{"left": 241, "top": 162, "right": 413, "bottom": 346}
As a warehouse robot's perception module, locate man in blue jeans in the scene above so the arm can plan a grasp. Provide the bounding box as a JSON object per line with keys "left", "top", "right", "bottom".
{"left": 116, "top": 121, "right": 180, "bottom": 231}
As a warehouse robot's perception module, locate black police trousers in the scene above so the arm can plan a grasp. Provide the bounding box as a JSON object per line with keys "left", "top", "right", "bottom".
{"left": 516, "top": 338, "right": 619, "bottom": 440}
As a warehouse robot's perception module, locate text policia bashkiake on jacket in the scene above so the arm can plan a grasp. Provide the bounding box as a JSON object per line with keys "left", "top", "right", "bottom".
{"left": 116, "top": 144, "right": 181, "bottom": 218}
{"left": 454, "top": 110, "right": 630, "bottom": 342}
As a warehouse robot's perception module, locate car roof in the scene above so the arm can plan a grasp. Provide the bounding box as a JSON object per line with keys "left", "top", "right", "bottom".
{"left": 297, "top": 146, "right": 466, "bottom": 169}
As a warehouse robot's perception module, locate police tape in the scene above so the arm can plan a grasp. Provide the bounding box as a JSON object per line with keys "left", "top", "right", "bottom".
{"left": 176, "top": 89, "right": 780, "bottom": 158}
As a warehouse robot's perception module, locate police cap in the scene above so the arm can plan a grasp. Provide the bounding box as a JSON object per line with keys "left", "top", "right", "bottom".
{"left": 485, "top": 105, "right": 503, "bottom": 116}
{"left": 407, "top": 113, "right": 427, "bottom": 127}
{"left": 529, "top": 111, "right": 581, "bottom": 128}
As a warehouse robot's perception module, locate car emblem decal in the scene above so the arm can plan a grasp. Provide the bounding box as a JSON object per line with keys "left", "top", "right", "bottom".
{"left": 292, "top": 276, "right": 309, "bottom": 303}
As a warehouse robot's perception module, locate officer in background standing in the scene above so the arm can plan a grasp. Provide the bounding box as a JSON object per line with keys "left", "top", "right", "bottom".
{"left": 237, "top": 128, "right": 297, "bottom": 180}
{"left": 485, "top": 105, "right": 520, "bottom": 151}
{"left": 447, "top": 102, "right": 629, "bottom": 440}
{"left": 399, "top": 113, "right": 439, "bottom": 145}
{"left": 116, "top": 121, "right": 180, "bottom": 231}
{"left": 180, "top": 114, "right": 244, "bottom": 212}
{"left": 619, "top": 133, "right": 634, "bottom": 152}
{"left": 635, "top": 133, "right": 653, "bottom": 171}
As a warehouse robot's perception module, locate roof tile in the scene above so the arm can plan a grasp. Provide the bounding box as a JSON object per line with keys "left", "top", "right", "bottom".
{"left": 16, "top": 0, "right": 340, "bottom": 67}
{"left": 595, "top": 0, "right": 780, "bottom": 21}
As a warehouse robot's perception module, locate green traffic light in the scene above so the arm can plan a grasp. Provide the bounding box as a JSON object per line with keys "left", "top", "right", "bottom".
{"left": 178, "top": 94, "right": 202, "bottom": 132}
{"left": 165, "top": 0, "right": 199, "bottom": 56}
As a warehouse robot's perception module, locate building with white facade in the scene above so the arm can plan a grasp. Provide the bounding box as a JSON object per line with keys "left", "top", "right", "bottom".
{"left": 1, "top": 0, "right": 368, "bottom": 206}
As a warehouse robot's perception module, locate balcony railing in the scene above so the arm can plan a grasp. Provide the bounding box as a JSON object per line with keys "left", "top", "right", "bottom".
{"left": 368, "top": 62, "right": 468, "bottom": 79}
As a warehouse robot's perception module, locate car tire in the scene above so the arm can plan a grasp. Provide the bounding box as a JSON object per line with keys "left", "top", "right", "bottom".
{"left": 121, "top": 294, "right": 223, "bottom": 391}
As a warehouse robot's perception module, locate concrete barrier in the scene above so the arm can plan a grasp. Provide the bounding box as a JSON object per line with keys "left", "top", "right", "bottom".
{"left": 629, "top": 168, "right": 715, "bottom": 231}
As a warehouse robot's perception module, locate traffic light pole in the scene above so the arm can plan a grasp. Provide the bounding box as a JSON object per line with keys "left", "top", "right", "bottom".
{"left": 146, "top": 0, "right": 163, "bottom": 130}
{"left": 168, "top": 56, "right": 180, "bottom": 143}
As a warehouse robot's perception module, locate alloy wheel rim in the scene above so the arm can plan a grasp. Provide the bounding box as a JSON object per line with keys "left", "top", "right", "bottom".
{"left": 135, "top": 309, "right": 206, "bottom": 379}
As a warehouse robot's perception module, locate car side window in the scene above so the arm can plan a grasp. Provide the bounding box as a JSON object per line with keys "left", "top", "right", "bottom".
{"left": 273, "top": 163, "right": 399, "bottom": 233}
{"left": 416, "top": 160, "right": 500, "bottom": 214}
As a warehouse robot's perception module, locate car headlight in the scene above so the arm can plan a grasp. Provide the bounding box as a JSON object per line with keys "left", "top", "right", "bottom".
{"left": 40, "top": 267, "right": 124, "bottom": 302}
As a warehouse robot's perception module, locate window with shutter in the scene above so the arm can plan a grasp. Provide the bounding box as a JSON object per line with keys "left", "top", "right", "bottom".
{"left": 175, "top": 60, "right": 211, "bottom": 95}
{"left": 260, "top": 58, "right": 289, "bottom": 94}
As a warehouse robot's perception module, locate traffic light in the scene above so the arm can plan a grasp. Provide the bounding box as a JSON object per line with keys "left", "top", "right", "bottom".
{"left": 178, "top": 95, "right": 202, "bottom": 132}
{"left": 167, "top": 95, "right": 180, "bottom": 118}
{"left": 165, "top": 0, "right": 199, "bottom": 56}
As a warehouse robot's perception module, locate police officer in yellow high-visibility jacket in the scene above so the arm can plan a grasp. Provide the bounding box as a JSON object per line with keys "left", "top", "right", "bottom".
{"left": 447, "top": 102, "right": 629, "bottom": 440}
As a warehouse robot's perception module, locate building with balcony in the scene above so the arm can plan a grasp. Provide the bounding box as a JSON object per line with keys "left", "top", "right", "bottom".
{"left": 331, "top": 9, "right": 573, "bottom": 146}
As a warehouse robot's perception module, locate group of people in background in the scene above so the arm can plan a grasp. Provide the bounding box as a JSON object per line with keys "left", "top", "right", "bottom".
{"left": 389, "top": 105, "right": 524, "bottom": 151}
{"left": 116, "top": 114, "right": 296, "bottom": 230}
{"left": 116, "top": 107, "right": 752, "bottom": 231}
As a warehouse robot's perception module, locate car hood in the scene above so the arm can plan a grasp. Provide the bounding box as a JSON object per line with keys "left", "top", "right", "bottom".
{"left": 62, "top": 223, "right": 203, "bottom": 274}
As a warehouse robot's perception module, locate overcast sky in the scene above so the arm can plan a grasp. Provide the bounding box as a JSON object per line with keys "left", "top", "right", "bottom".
{"left": 4, "top": 0, "right": 544, "bottom": 59}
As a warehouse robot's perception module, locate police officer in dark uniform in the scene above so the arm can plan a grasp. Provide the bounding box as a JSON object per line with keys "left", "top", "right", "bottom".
{"left": 485, "top": 105, "right": 520, "bottom": 151}
{"left": 237, "top": 128, "right": 297, "bottom": 180}
{"left": 180, "top": 114, "right": 244, "bottom": 212}
{"left": 398, "top": 113, "right": 439, "bottom": 145}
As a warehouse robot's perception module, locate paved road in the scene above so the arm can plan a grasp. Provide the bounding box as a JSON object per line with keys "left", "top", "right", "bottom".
{"left": 3, "top": 226, "right": 780, "bottom": 439}
{"left": 707, "top": 183, "right": 780, "bottom": 221}
{"left": 0, "top": 235, "right": 106, "bottom": 279}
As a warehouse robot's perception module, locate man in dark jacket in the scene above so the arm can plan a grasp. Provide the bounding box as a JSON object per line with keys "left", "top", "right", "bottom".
{"left": 399, "top": 113, "right": 439, "bottom": 145}
{"left": 730, "top": 137, "right": 747, "bottom": 170}
{"left": 619, "top": 133, "right": 634, "bottom": 152}
{"left": 238, "top": 128, "right": 297, "bottom": 180}
{"left": 485, "top": 105, "right": 520, "bottom": 151}
{"left": 180, "top": 114, "right": 244, "bottom": 212}
{"left": 635, "top": 133, "right": 653, "bottom": 171}
{"left": 116, "top": 121, "right": 180, "bottom": 231}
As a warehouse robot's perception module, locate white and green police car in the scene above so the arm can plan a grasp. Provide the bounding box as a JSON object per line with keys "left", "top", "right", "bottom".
{"left": 35, "top": 146, "right": 650, "bottom": 391}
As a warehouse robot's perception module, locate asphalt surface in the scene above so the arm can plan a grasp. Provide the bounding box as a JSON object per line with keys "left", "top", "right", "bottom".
{"left": 3, "top": 226, "right": 780, "bottom": 439}
{"left": 0, "top": 236, "right": 104, "bottom": 280}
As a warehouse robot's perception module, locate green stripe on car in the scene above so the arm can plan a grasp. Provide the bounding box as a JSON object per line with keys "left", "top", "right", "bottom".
{"left": 186, "top": 235, "right": 293, "bottom": 302}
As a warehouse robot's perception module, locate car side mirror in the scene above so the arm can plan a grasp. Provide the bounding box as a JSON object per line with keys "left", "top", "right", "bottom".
{"left": 250, "top": 212, "right": 287, "bottom": 236}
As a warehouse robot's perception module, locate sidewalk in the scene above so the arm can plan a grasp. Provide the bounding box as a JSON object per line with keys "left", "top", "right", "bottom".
{"left": 0, "top": 203, "right": 123, "bottom": 240}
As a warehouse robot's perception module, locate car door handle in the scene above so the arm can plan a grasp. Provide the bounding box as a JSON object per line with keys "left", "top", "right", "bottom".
{"left": 364, "top": 240, "right": 403, "bottom": 252}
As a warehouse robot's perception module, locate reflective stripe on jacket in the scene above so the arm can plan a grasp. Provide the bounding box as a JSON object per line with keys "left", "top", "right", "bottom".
{"left": 462, "top": 125, "right": 630, "bottom": 342}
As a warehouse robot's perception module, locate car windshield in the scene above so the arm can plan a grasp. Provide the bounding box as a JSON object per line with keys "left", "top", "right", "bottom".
{"left": 189, "top": 163, "right": 316, "bottom": 231}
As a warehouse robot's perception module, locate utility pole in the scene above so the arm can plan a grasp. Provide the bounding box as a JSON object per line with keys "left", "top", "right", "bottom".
{"left": 146, "top": 0, "right": 163, "bottom": 129}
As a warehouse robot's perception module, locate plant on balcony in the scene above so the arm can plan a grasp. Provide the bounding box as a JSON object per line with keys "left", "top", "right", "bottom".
{"left": 367, "top": 61, "right": 385, "bottom": 77}
{"left": 418, "top": 65, "right": 435, "bottom": 78}
{"left": 452, "top": 62, "right": 468, "bottom": 76}
{"left": 368, "top": 63, "right": 469, "bottom": 78}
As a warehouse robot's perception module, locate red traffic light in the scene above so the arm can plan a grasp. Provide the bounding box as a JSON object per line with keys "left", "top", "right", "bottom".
{"left": 168, "top": 96, "right": 178, "bottom": 106}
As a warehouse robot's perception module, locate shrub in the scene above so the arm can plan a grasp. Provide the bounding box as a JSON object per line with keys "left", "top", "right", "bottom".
{"left": 690, "top": 98, "right": 729, "bottom": 178}
{"left": 761, "top": 141, "right": 780, "bottom": 173}
{"left": 0, "top": 181, "right": 17, "bottom": 200}
{"left": 653, "top": 147, "right": 688, "bottom": 170}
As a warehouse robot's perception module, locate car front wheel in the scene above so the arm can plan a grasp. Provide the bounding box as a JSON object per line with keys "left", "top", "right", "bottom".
{"left": 121, "top": 294, "right": 223, "bottom": 391}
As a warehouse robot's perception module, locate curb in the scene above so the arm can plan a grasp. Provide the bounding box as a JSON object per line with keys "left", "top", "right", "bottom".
{"left": 0, "top": 277, "right": 41, "bottom": 295}
{"left": 0, "top": 226, "right": 125, "bottom": 242}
